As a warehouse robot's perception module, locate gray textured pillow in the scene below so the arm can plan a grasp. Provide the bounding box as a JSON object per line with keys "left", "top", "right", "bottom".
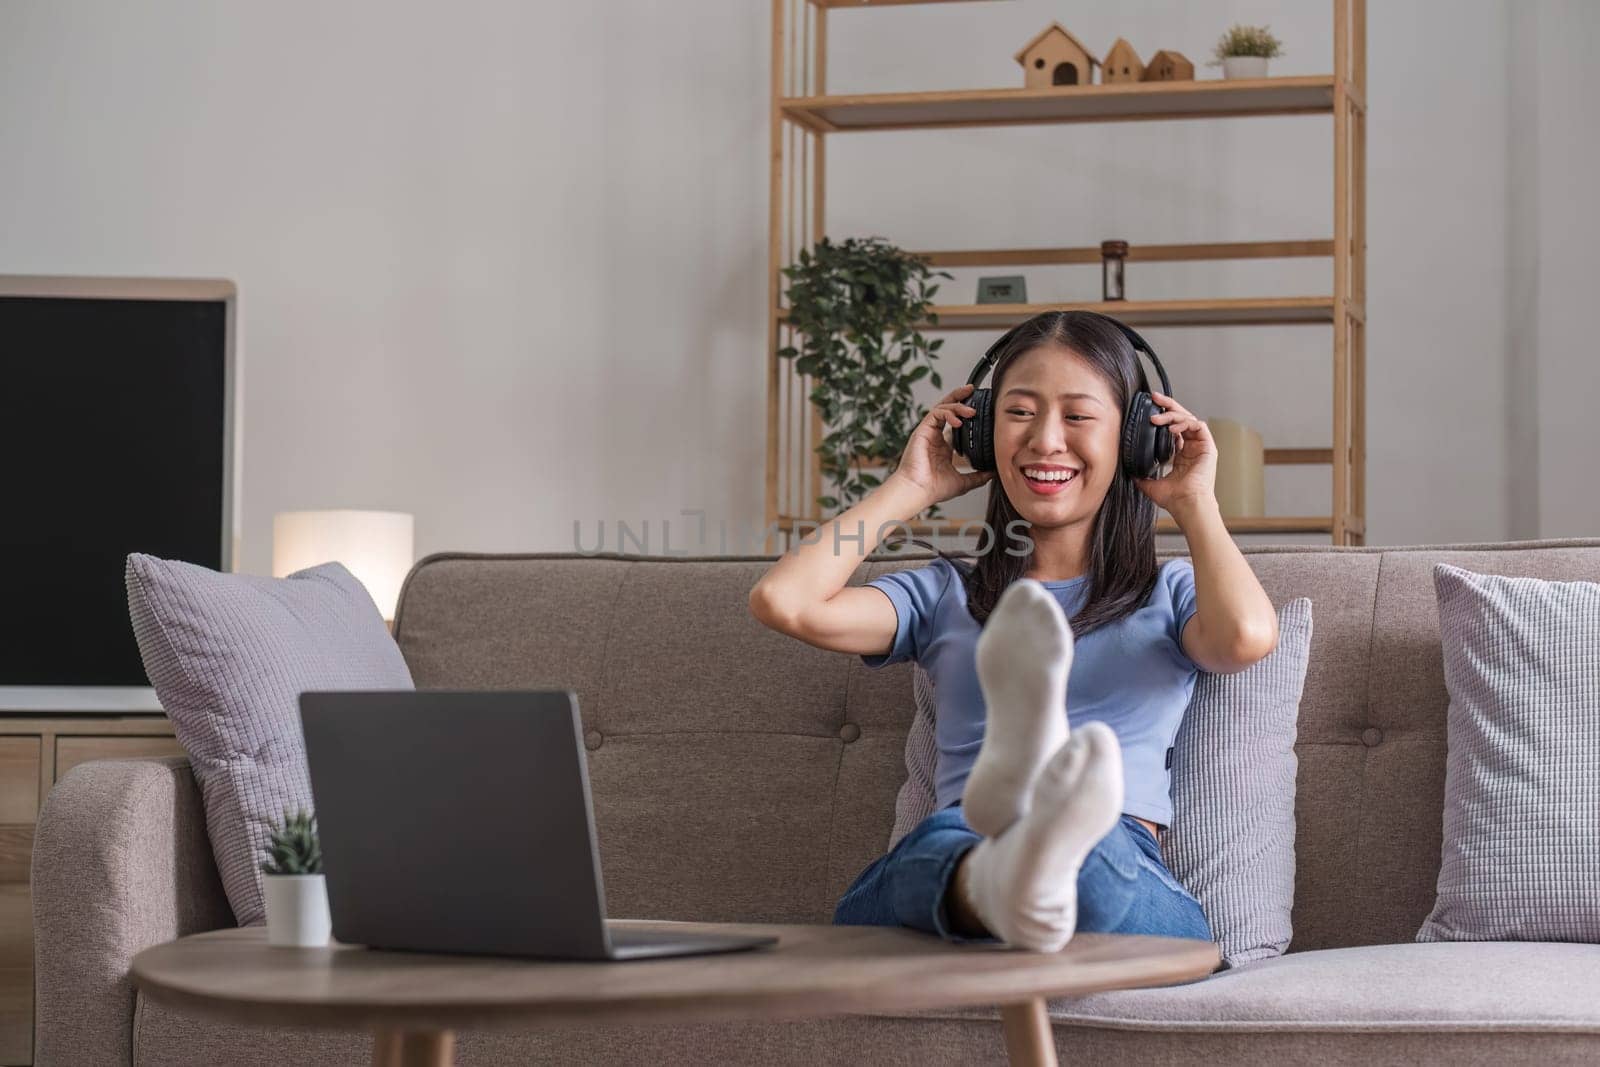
{"left": 1417, "top": 563, "right": 1600, "bottom": 943}
{"left": 125, "top": 554, "right": 414, "bottom": 926}
{"left": 890, "top": 598, "right": 1312, "bottom": 968}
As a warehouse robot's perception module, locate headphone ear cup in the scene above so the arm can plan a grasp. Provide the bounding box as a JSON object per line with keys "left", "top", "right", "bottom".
{"left": 1121, "top": 392, "right": 1156, "bottom": 479}
{"left": 1153, "top": 406, "right": 1175, "bottom": 468}
{"left": 963, "top": 387, "right": 995, "bottom": 472}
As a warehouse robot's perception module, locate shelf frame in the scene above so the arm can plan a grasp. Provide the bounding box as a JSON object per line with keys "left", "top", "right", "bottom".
{"left": 806, "top": 0, "right": 1012, "bottom": 8}
{"left": 781, "top": 76, "right": 1340, "bottom": 133}
{"left": 779, "top": 296, "right": 1338, "bottom": 330}
{"left": 765, "top": 0, "right": 1367, "bottom": 551}
{"left": 913, "top": 239, "right": 1335, "bottom": 268}
{"left": 776, "top": 515, "right": 1342, "bottom": 538}
{"left": 850, "top": 447, "right": 1334, "bottom": 472}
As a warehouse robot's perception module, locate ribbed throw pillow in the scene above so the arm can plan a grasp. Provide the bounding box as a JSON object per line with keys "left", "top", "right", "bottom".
{"left": 890, "top": 598, "right": 1312, "bottom": 968}
{"left": 125, "top": 554, "right": 414, "bottom": 926}
{"left": 1417, "top": 563, "right": 1600, "bottom": 943}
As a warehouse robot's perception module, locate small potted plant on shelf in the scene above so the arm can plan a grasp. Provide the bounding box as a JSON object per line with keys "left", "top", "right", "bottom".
{"left": 779, "top": 235, "right": 954, "bottom": 522}
{"left": 260, "top": 808, "right": 331, "bottom": 947}
{"left": 1210, "top": 24, "right": 1284, "bottom": 80}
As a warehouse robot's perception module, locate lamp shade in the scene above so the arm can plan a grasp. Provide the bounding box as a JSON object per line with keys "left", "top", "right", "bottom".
{"left": 272, "top": 510, "right": 414, "bottom": 621}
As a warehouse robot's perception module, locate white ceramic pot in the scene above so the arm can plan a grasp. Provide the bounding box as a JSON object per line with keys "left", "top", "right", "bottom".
{"left": 263, "top": 874, "right": 332, "bottom": 947}
{"left": 1222, "top": 56, "right": 1269, "bottom": 80}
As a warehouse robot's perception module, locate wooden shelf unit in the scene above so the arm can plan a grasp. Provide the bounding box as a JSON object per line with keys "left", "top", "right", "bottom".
{"left": 766, "top": 0, "right": 1367, "bottom": 548}
{"left": 780, "top": 296, "right": 1341, "bottom": 330}
{"left": 915, "top": 239, "right": 1336, "bottom": 267}
{"left": 0, "top": 714, "right": 183, "bottom": 1066}
{"left": 808, "top": 0, "right": 1010, "bottom": 7}
{"left": 781, "top": 76, "right": 1343, "bottom": 132}
{"left": 774, "top": 514, "right": 1355, "bottom": 538}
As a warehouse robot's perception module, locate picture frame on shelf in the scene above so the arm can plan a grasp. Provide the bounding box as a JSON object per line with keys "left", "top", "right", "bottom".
{"left": 976, "top": 276, "right": 1027, "bottom": 305}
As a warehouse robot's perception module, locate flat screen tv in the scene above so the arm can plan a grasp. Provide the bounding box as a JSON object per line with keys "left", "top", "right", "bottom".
{"left": 0, "top": 276, "right": 236, "bottom": 711}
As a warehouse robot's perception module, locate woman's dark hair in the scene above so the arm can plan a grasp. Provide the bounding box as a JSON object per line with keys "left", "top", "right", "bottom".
{"left": 884, "top": 310, "right": 1160, "bottom": 637}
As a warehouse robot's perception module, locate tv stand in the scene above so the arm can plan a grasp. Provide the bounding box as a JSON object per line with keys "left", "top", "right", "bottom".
{"left": 0, "top": 711, "right": 181, "bottom": 1065}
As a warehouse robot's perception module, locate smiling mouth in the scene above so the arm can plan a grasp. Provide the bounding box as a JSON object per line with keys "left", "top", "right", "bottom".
{"left": 1017, "top": 463, "right": 1081, "bottom": 495}
{"left": 1021, "top": 466, "right": 1079, "bottom": 486}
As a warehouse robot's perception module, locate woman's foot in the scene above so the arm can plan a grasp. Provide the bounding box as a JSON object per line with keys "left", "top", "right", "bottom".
{"left": 961, "top": 722, "right": 1124, "bottom": 952}
{"left": 964, "top": 579, "right": 1075, "bottom": 838}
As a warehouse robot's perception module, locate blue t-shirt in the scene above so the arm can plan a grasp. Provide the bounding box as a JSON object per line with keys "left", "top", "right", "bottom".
{"left": 861, "top": 558, "right": 1200, "bottom": 828}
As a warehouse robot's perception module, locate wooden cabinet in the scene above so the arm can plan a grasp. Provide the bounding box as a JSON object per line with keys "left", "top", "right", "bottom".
{"left": 0, "top": 884, "right": 30, "bottom": 1067}
{"left": 0, "top": 739, "right": 39, "bottom": 1067}
{"left": 0, "top": 717, "right": 182, "bottom": 1066}
{"left": 54, "top": 735, "right": 188, "bottom": 781}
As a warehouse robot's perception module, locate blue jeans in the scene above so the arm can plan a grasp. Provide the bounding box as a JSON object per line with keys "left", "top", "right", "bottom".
{"left": 833, "top": 806, "right": 1213, "bottom": 944}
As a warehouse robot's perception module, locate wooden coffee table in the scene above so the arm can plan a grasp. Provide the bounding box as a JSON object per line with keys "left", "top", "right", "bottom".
{"left": 132, "top": 920, "right": 1219, "bottom": 1066}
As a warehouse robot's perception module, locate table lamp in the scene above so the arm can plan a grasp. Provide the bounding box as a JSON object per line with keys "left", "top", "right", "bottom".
{"left": 272, "top": 510, "right": 415, "bottom": 622}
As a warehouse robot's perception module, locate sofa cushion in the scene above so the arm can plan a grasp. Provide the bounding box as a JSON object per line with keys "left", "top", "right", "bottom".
{"left": 1417, "top": 564, "right": 1600, "bottom": 943}
{"left": 891, "top": 599, "right": 1313, "bottom": 969}
{"left": 388, "top": 543, "right": 1600, "bottom": 954}
{"left": 124, "top": 555, "right": 414, "bottom": 926}
{"left": 1158, "top": 597, "right": 1311, "bottom": 966}
{"left": 1030, "top": 941, "right": 1600, "bottom": 1030}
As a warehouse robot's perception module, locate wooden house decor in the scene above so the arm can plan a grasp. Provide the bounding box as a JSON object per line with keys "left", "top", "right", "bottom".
{"left": 1015, "top": 23, "right": 1100, "bottom": 89}
{"left": 1102, "top": 38, "right": 1144, "bottom": 83}
{"left": 1142, "top": 50, "right": 1196, "bottom": 82}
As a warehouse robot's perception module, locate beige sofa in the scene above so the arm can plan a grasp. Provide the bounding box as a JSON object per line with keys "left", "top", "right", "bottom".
{"left": 32, "top": 539, "right": 1600, "bottom": 1065}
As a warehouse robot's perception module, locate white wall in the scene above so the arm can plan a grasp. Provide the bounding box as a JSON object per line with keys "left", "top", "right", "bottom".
{"left": 1505, "top": 0, "right": 1541, "bottom": 540}
{"left": 0, "top": 1, "right": 773, "bottom": 573}
{"left": 1514, "top": 0, "right": 1600, "bottom": 538}
{"left": 0, "top": 0, "right": 1586, "bottom": 570}
{"left": 826, "top": 0, "right": 1513, "bottom": 547}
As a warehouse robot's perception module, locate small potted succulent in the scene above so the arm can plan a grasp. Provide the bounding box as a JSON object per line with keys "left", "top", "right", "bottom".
{"left": 260, "top": 808, "right": 331, "bottom": 947}
{"left": 1210, "top": 24, "right": 1284, "bottom": 80}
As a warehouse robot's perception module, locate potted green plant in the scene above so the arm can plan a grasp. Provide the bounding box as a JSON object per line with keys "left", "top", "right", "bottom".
{"left": 779, "top": 235, "right": 954, "bottom": 519}
{"left": 260, "top": 808, "right": 331, "bottom": 947}
{"left": 1210, "top": 24, "right": 1284, "bottom": 80}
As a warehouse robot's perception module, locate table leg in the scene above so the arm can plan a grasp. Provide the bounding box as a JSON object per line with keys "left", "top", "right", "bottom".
{"left": 1000, "top": 999, "right": 1058, "bottom": 1067}
{"left": 372, "top": 1028, "right": 456, "bottom": 1067}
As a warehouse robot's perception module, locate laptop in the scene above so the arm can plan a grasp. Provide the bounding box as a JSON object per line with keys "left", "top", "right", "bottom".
{"left": 299, "top": 689, "right": 778, "bottom": 961}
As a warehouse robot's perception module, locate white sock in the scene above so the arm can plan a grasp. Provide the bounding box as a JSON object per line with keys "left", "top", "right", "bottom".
{"left": 963, "top": 578, "right": 1075, "bottom": 838}
{"left": 962, "top": 722, "right": 1124, "bottom": 952}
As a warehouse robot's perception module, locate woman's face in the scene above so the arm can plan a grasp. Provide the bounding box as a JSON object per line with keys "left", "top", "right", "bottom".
{"left": 991, "top": 343, "right": 1122, "bottom": 529}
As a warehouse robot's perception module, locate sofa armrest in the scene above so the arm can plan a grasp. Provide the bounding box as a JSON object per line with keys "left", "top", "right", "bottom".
{"left": 31, "top": 756, "right": 234, "bottom": 1067}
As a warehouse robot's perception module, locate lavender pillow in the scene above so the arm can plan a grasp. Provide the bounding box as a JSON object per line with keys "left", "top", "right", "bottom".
{"left": 1417, "top": 564, "right": 1600, "bottom": 943}
{"left": 125, "top": 554, "right": 414, "bottom": 925}
{"left": 890, "top": 599, "right": 1313, "bottom": 968}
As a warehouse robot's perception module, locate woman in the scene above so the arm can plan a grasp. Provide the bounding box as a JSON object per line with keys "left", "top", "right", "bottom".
{"left": 748, "top": 310, "right": 1278, "bottom": 951}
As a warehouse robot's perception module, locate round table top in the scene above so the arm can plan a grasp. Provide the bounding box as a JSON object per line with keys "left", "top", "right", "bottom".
{"left": 132, "top": 921, "right": 1219, "bottom": 1033}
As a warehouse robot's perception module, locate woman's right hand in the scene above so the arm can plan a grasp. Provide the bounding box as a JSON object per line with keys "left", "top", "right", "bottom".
{"left": 888, "top": 383, "right": 997, "bottom": 508}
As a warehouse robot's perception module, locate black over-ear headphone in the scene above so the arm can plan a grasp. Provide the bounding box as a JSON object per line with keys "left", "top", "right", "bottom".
{"left": 953, "top": 311, "right": 1175, "bottom": 480}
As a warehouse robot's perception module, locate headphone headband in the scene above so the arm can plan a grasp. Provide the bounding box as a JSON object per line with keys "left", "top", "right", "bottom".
{"left": 964, "top": 311, "right": 1171, "bottom": 398}
{"left": 954, "top": 309, "right": 1177, "bottom": 479}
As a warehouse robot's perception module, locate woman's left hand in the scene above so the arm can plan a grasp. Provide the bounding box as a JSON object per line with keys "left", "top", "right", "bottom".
{"left": 1132, "top": 392, "right": 1217, "bottom": 515}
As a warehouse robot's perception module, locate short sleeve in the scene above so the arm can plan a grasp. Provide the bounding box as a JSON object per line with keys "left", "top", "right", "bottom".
{"left": 1164, "top": 558, "right": 1200, "bottom": 663}
{"left": 859, "top": 560, "right": 954, "bottom": 669}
